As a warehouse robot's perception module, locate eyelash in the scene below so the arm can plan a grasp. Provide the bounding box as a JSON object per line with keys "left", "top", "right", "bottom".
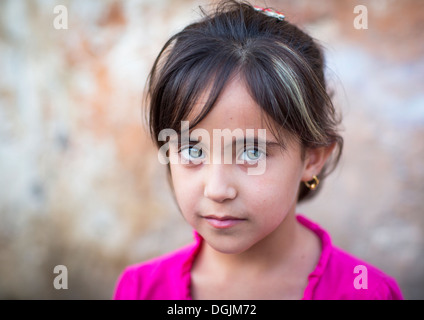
{"left": 177, "top": 145, "right": 268, "bottom": 164}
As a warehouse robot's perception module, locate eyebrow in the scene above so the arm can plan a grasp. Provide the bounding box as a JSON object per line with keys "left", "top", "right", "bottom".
{"left": 231, "top": 137, "right": 283, "bottom": 149}
{"left": 175, "top": 134, "right": 284, "bottom": 149}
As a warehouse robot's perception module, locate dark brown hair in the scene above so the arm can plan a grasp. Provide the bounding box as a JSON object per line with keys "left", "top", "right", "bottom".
{"left": 146, "top": 0, "right": 343, "bottom": 202}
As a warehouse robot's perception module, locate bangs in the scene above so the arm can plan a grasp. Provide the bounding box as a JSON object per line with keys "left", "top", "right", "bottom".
{"left": 148, "top": 36, "right": 333, "bottom": 151}
{"left": 240, "top": 39, "right": 332, "bottom": 148}
{"left": 147, "top": 35, "right": 242, "bottom": 139}
{"left": 147, "top": 39, "right": 311, "bottom": 149}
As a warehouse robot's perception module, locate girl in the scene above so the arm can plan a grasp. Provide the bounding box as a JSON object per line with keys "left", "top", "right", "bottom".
{"left": 114, "top": 0, "right": 403, "bottom": 300}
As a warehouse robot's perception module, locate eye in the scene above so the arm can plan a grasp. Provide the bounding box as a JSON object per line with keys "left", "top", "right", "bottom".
{"left": 239, "top": 147, "right": 265, "bottom": 162}
{"left": 180, "top": 146, "right": 204, "bottom": 161}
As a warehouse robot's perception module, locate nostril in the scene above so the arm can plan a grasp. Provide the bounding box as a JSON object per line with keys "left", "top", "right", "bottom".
{"left": 204, "top": 165, "right": 237, "bottom": 202}
{"left": 204, "top": 185, "right": 237, "bottom": 202}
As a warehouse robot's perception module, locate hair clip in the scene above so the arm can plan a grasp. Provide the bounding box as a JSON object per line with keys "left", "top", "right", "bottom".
{"left": 253, "top": 5, "right": 285, "bottom": 21}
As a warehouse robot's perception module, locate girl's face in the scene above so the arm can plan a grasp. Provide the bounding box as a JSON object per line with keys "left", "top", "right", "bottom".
{"left": 169, "top": 76, "right": 317, "bottom": 255}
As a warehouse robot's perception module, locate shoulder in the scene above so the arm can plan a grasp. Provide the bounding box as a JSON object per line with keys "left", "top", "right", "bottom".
{"left": 113, "top": 238, "right": 199, "bottom": 300}
{"left": 316, "top": 245, "right": 404, "bottom": 300}
{"left": 297, "top": 214, "right": 403, "bottom": 300}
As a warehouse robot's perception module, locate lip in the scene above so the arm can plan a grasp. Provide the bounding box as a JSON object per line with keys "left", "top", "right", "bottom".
{"left": 204, "top": 215, "right": 246, "bottom": 229}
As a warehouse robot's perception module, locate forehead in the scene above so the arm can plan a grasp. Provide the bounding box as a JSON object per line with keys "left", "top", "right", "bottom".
{"left": 188, "top": 75, "right": 271, "bottom": 133}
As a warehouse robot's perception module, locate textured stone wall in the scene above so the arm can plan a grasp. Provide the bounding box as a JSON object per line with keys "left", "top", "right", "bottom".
{"left": 0, "top": 0, "right": 423, "bottom": 299}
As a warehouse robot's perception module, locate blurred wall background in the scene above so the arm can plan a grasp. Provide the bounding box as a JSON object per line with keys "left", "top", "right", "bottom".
{"left": 0, "top": 0, "right": 423, "bottom": 299}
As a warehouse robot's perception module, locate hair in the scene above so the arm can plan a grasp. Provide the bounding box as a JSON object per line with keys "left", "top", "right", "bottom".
{"left": 145, "top": 0, "right": 343, "bottom": 202}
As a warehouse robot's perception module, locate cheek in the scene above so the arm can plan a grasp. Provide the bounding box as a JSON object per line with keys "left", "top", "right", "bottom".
{"left": 169, "top": 166, "right": 199, "bottom": 214}
{"left": 252, "top": 170, "right": 301, "bottom": 210}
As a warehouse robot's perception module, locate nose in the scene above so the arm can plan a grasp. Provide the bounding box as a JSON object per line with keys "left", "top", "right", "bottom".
{"left": 203, "top": 164, "right": 237, "bottom": 203}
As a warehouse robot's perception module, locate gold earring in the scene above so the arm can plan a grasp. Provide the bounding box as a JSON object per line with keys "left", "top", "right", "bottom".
{"left": 304, "top": 175, "right": 319, "bottom": 190}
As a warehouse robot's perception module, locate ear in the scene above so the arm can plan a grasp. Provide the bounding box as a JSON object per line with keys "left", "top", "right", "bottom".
{"left": 301, "top": 143, "right": 336, "bottom": 182}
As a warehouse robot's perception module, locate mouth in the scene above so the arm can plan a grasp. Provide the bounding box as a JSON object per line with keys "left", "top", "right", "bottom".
{"left": 203, "top": 215, "right": 246, "bottom": 229}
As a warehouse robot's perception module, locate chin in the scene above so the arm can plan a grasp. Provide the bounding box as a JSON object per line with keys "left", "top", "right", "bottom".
{"left": 206, "top": 236, "right": 254, "bottom": 255}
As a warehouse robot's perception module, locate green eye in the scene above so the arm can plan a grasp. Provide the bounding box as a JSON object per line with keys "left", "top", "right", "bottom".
{"left": 241, "top": 148, "right": 263, "bottom": 161}
{"left": 180, "top": 146, "right": 204, "bottom": 160}
{"left": 247, "top": 149, "right": 259, "bottom": 160}
{"left": 189, "top": 147, "right": 203, "bottom": 158}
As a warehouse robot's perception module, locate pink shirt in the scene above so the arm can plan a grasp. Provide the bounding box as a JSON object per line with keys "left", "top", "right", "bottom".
{"left": 113, "top": 214, "right": 403, "bottom": 300}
